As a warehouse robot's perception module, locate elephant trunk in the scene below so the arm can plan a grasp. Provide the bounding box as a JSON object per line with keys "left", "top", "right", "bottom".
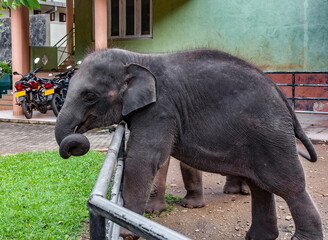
{"left": 55, "top": 112, "right": 90, "bottom": 159}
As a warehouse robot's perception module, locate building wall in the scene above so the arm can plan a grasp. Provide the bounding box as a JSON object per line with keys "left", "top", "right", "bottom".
{"left": 0, "top": 14, "right": 66, "bottom": 62}
{"left": 75, "top": 0, "right": 328, "bottom": 71}
{"left": 0, "top": 18, "right": 11, "bottom": 62}
{"left": 75, "top": 0, "right": 93, "bottom": 62}
{"left": 29, "top": 14, "right": 51, "bottom": 47}
{"left": 50, "top": 21, "right": 66, "bottom": 46}
{"left": 0, "top": 15, "right": 50, "bottom": 62}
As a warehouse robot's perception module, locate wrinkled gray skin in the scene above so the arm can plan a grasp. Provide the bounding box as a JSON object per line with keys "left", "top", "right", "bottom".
{"left": 55, "top": 49, "right": 323, "bottom": 240}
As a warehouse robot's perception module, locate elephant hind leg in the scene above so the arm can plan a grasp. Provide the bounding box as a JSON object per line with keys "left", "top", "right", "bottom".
{"left": 250, "top": 153, "right": 323, "bottom": 239}
{"left": 285, "top": 190, "right": 323, "bottom": 240}
{"left": 245, "top": 180, "right": 279, "bottom": 240}
{"left": 179, "top": 162, "right": 205, "bottom": 208}
{"left": 223, "top": 175, "right": 250, "bottom": 195}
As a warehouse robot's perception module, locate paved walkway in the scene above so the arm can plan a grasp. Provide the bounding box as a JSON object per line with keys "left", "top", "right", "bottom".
{"left": 0, "top": 110, "right": 327, "bottom": 156}
{"left": 0, "top": 110, "right": 113, "bottom": 155}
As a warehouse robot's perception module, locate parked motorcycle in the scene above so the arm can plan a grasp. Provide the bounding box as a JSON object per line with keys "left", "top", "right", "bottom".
{"left": 50, "top": 63, "right": 79, "bottom": 116}
{"left": 14, "top": 66, "right": 55, "bottom": 119}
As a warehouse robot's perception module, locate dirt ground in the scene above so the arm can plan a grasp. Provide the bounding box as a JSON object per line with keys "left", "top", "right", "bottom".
{"left": 149, "top": 143, "right": 328, "bottom": 240}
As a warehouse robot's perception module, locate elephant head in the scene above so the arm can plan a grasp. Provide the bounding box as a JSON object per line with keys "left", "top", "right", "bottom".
{"left": 55, "top": 49, "right": 156, "bottom": 159}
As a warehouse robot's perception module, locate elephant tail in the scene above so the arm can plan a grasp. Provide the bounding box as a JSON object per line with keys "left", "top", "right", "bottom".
{"left": 293, "top": 116, "right": 317, "bottom": 162}
{"left": 270, "top": 77, "right": 317, "bottom": 162}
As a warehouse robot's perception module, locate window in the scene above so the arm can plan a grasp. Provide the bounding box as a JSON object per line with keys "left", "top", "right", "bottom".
{"left": 59, "top": 13, "right": 66, "bottom": 22}
{"left": 50, "top": 12, "right": 55, "bottom": 21}
{"left": 33, "top": 10, "right": 41, "bottom": 14}
{"left": 108, "top": 0, "right": 152, "bottom": 39}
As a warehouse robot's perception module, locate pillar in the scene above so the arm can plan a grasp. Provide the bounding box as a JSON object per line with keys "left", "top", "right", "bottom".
{"left": 94, "top": 0, "right": 108, "bottom": 49}
{"left": 11, "top": 6, "right": 30, "bottom": 115}
{"left": 66, "top": 0, "right": 74, "bottom": 54}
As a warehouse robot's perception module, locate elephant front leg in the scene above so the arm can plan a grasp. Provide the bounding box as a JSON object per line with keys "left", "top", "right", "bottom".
{"left": 120, "top": 157, "right": 164, "bottom": 239}
{"left": 180, "top": 162, "right": 205, "bottom": 208}
{"left": 145, "top": 158, "right": 170, "bottom": 213}
{"left": 120, "top": 125, "right": 175, "bottom": 239}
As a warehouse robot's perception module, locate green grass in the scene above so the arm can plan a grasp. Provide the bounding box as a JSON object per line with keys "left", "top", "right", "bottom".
{"left": 0, "top": 150, "right": 105, "bottom": 240}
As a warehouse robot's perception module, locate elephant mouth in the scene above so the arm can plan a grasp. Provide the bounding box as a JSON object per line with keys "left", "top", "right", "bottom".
{"left": 75, "top": 115, "right": 98, "bottom": 134}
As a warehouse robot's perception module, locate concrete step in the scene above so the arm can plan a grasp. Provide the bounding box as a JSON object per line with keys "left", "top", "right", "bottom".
{"left": 0, "top": 104, "right": 13, "bottom": 110}
{"left": 0, "top": 90, "right": 14, "bottom": 110}
{"left": 0, "top": 98, "right": 12, "bottom": 104}
{"left": 1, "top": 93, "right": 13, "bottom": 100}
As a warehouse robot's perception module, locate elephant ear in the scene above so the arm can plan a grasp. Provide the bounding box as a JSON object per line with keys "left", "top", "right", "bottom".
{"left": 122, "top": 64, "right": 157, "bottom": 116}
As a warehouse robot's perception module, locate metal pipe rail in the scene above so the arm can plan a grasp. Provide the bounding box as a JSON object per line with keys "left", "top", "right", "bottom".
{"left": 266, "top": 71, "right": 328, "bottom": 114}
{"left": 87, "top": 122, "right": 191, "bottom": 240}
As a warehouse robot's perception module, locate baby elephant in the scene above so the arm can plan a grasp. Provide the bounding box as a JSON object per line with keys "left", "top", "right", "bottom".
{"left": 55, "top": 48, "right": 323, "bottom": 240}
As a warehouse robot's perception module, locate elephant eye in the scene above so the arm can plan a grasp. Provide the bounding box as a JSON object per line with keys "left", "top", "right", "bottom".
{"left": 83, "top": 92, "right": 98, "bottom": 103}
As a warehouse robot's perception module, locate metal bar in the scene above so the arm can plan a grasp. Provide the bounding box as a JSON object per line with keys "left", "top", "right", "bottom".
{"left": 88, "top": 195, "right": 192, "bottom": 240}
{"left": 292, "top": 73, "right": 296, "bottom": 110}
{"left": 266, "top": 71, "right": 328, "bottom": 74}
{"left": 107, "top": 157, "right": 124, "bottom": 238}
{"left": 286, "top": 97, "right": 328, "bottom": 101}
{"left": 111, "top": 223, "right": 122, "bottom": 240}
{"left": 295, "top": 110, "right": 328, "bottom": 115}
{"left": 110, "top": 158, "right": 124, "bottom": 203}
{"left": 110, "top": 194, "right": 124, "bottom": 240}
{"left": 90, "top": 209, "right": 106, "bottom": 240}
{"left": 107, "top": 125, "right": 125, "bottom": 240}
{"left": 277, "top": 83, "right": 328, "bottom": 87}
{"left": 91, "top": 123, "right": 125, "bottom": 198}
{"left": 89, "top": 123, "right": 125, "bottom": 240}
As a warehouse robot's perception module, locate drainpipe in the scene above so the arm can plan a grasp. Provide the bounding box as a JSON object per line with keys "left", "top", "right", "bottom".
{"left": 94, "top": 0, "right": 108, "bottom": 49}
{"left": 11, "top": 6, "right": 30, "bottom": 116}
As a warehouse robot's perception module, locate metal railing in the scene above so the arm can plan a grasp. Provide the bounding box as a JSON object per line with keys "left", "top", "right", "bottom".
{"left": 267, "top": 71, "right": 328, "bottom": 114}
{"left": 53, "top": 28, "right": 75, "bottom": 67}
{"left": 87, "top": 122, "right": 191, "bottom": 240}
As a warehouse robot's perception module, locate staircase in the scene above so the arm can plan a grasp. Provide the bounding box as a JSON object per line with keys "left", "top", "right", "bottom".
{"left": 0, "top": 90, "right": 13, "bottom": 110}
{"left": 57, "top": 55, "right": 75, "bottom": 72}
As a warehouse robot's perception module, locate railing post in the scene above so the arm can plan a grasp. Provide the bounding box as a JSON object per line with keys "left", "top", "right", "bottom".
{"left": 87, "top": 123, "right": 190, "bottom": 240}
{"left": 292, "top": 73, "right": 296, "bottom": 110}
{"left": 90, "top": 209, "right": 106, "bottom": 240}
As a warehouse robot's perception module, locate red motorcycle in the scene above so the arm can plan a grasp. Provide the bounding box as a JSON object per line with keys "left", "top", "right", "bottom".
{"left": 14, "top": 67, "right": 55, "bottom": 119}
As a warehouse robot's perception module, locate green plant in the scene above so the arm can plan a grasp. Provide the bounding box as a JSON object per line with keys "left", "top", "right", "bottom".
{"left": 0, "top": 61, "right": 12, "bottom": 77}
{"left": 1, "top": 0, "right": 45, "bottom": 10}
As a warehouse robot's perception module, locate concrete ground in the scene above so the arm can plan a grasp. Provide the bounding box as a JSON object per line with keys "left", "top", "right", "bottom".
{"left": 0, "top": 110, "right": 327, "bottom": 239}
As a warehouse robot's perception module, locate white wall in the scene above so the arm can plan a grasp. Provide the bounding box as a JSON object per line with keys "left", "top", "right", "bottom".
{"left": 50, "top": 21, "right": 66, "bottom": 46}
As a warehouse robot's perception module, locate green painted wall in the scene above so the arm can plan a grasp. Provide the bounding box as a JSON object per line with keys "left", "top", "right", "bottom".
{"left": 75, "top": 0, "right": 328, "bottom": 71}
{"left": 30, "top": 46, "right": 57, "bottom": 70}
{"left": 75, "top": 0, "right": 93, "bottom": 62}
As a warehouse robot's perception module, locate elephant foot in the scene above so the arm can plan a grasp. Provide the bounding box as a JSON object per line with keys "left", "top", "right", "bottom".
{"left": 245, "top": 227, "right": 278, "bottom": 240}
{"left": 180, "top": 192, "right": 205, "bottom": 208}
{"left": 145, "top": 197, "right": 167, "bottom": 213}
{"left": 291, "top": 233, "right": 323, "bottom": 240}
{"left": 223, "top": 176, "right": 250, "bottom": 195}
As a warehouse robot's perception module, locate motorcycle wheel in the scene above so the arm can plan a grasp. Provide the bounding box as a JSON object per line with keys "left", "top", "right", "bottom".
{"left": 21, "top": 97, "right": 33, "bottom": 119}
{"left": 38, "top": 104, "right": 48, "bottom": 114}
{"left": 51, "top": 93, "right": 63, "bottom": 117}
